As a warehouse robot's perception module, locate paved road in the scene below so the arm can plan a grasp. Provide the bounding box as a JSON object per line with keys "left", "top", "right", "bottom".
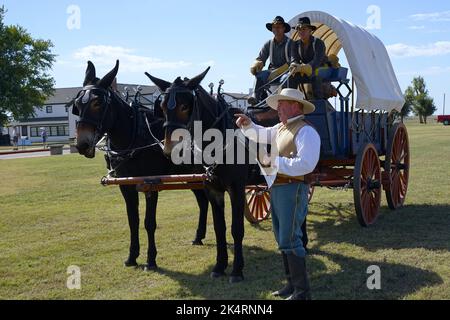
{"left": 0, "top": 149, "right": 72, "bottom": 160}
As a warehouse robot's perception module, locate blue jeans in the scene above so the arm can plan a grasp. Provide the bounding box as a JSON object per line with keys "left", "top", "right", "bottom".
{"left": 253, "top": 70, "right": 289, "bottom": 101}
{"left": 270, "top": 182, "right": 309, "bottom": 257}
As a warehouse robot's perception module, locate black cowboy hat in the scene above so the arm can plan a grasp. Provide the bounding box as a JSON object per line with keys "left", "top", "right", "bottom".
{"left": 296, "top": 17, "right": 317, "bottom": 31}
{"left": 266, "top": 16, "right": 291, "bottom": 33}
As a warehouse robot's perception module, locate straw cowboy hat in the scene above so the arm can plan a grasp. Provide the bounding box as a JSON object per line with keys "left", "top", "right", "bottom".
{"left": 267, "top": 88, "right": 316, "bottom": 114}
{"left": 266, "top": 16, "right": 291, "bottom": 33}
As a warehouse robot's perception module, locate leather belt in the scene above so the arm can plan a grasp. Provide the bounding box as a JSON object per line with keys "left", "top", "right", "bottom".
{"left": 274, "top": 175, "right": 304, "bottom": 185}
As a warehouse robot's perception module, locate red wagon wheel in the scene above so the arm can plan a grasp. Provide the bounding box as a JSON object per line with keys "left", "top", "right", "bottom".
{"left": 353, "top": 143, "right": 382, "bottom": 227}
{"left": 244, "top": 186, "right": 271, "bottom": 224}
{"left": 385, "top": 123, "right": 410, "bottom": 210}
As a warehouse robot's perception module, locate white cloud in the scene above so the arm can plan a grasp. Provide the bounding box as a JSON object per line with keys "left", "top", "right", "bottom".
{"left": 425, "top": 28, "right": 450, "bottom": 34}
{"left": 410, "top": 10, "right": 450, "bottom": 22}
{"left": 397, "top": 66, "right": 450, "bottom": 77}
{"left": 199, "top": 60, "right": 215, "bottom": 67}
{"left": 72, "top": 45, "right": 192, "bottom": 72}
{"left": 387, "top": 41, "right": 450, "bottom": 58}
{"left": 408, "top": 25, "right": 425, "bottom": 30}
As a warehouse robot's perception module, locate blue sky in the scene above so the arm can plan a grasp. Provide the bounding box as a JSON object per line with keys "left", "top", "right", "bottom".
{"left": 2, "top": 0, "right": 450, "bottom": 114}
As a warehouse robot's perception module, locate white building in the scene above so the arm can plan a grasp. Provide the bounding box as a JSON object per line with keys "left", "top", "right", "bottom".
{"left": 6, "top": 84, "right": 160, "bottom": 143}
{"left": 5, "top": 84, "right": 251, "bottom": 144}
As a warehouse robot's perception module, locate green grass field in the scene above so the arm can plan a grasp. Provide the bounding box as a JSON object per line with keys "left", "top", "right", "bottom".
{"left": 0, "top": 121, "right": 449, "bottom": 300}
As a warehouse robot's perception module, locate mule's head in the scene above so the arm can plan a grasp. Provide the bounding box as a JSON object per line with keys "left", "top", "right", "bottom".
{"left": 145, "top": 67, "right": 210, "bottom": 157}
{"left": 72, "top": 60, "right": 119, "bottom": 158}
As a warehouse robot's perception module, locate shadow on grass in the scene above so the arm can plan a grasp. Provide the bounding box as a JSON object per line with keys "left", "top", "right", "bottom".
{"left": 309, "top": 203, "right": 450, "bottom": 251}
{"left": 141, "top": 243, "right": 442, "bottom": 300}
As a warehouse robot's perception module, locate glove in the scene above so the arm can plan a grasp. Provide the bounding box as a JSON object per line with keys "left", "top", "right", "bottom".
{"left": 289, "top": 62, "right": 302, "bottom": 74}
{"left": 250, "top": 60, "right": 264, "bottom": 75}
{"left": 328, "top": 54, "right": 341, "bottom": 68}
{"left": 299, "top": 64, "right": 313, "bottom": 77}
{"left": 290, "top": 63, "right": 313, "bottom": 77}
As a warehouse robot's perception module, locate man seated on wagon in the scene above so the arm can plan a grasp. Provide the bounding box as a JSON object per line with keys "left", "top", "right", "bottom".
{"left": 248, "top": 16, "right": 294, "bottom": 106}
{"left": 236, "top": 88, "right": 320, "bottom": 300}
{"left": 288, "top": 17, "right": 332, "bottom": 100}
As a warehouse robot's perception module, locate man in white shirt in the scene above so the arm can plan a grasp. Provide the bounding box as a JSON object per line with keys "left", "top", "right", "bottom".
{"left": 235, "top": 88, "right": 320, "bottom": 300}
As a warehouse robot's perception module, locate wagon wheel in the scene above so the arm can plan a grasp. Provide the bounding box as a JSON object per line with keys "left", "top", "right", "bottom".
{"left": 385, "top": 123, "right": 410, "bottom": 210}
{"left": 244, "top": 186, "right": 271, "bottom": 224}
{"left": 308, "top": 185, "right": 315, "bottom": 203}
{"left": 353, "top": 143, "right": 382, "bottom": 227}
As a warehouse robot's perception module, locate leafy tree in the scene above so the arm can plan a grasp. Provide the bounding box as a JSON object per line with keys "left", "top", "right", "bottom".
{"left": 406, "top": 76, "right": 437, "bottom": 124}
{"left": 0, "top": 6, "right": 55, "bottom": 125}
{"left": 397, "top": 86, "right": 414, "bottom": 122}
{"left": 416, "top": 94, "right": 437, "bottom": 124}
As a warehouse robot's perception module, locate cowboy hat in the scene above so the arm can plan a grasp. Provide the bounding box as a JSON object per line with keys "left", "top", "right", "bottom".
{"left": 295, "top": 17, "right": 317, "bottom": 32}
{"left": 266, "top": 88, "right": 316, "bottom": 114}
{"left": 266, "top": 16, "right": 291, "bottom": 33}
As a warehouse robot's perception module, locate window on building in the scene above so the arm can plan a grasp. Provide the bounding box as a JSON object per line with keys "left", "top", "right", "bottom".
{"left": 30, "top": 127, "right": 38, "bottom": 137}
{"left": 50, "top": 126, "right": 58, "bottom": 136}
{"left": 30, "top": 124, "right": 69, "bottom": 137}
{"left": 46, "top": 106, "right": 53, "bottom": 113}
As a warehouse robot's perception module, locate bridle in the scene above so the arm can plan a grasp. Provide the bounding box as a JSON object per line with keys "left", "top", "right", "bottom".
{"left": 72, "top": 85, "right": 113, "bottom": 138}
{"left": 162, "top": 86, "right": 197, "bottom": 131}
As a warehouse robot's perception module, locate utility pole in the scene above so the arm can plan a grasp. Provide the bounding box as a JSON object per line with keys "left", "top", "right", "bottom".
{"left": 444, "top": 93, "right": 446, "bottom": 115}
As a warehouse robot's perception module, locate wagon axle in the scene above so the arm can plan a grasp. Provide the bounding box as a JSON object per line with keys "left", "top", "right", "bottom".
{"left": 366, "top": 178, "right": 381, "bottom": 191}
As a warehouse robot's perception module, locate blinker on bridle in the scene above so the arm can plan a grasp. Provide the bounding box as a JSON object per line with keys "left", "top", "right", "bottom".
{"left": 162, "top": 85, "right": 195, "bottom": 130}
{"left": 164, "top": 86, "right": 194, "bottom": 110}
{"left": 72, "top": 85, "right": 112, "bottom": 134}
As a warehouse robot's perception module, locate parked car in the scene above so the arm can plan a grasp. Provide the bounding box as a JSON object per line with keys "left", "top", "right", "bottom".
{"left": 437, "top": 115, "right": 450, "bottom": 125}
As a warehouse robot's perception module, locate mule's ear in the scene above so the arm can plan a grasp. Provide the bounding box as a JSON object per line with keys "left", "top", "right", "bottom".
{"left": 186, "top": 67, "right": 210, "bottom": 90}
{"left": 98, "top": 60, "right": 119, "bottom": 89}
{"left": 83, "top": 61, "right": 96, "bottom": 86}
{"left": 145, "top": 72, "right": 171, "bottom": 92}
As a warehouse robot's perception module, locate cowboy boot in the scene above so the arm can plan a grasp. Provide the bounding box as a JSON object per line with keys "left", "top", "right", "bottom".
{"left": 272, "top": 253, "right": 294, "bottom": 297}
{"left": 286, "top": 254, "right": 311, "bottom": 300}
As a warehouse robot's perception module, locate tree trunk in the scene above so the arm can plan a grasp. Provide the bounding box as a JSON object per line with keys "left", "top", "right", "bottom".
{"left": 424, "top": 116, "right": 427, "bottom": 124}
{"left": 419, "top": 114, "right": 424, "bottom": 124}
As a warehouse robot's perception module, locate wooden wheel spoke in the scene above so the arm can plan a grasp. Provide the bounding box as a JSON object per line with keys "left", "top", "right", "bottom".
{"left": 261, "top": 195, "right": 269, "bottom": 215}
{"left": 255, "top": 199, "right": 261, "bottom": 218}
{"left": 250, "top": 193, "right": 259, "bottom": 216}
{"left": 247, "top": 193, "right": 256, "bottom": 209}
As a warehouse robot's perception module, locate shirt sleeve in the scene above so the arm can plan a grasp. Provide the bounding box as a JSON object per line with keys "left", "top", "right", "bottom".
{"left": 240, "top": 121, "right": 278, "bottom": 145}
{"left": 277, "top": 126, "right": 321, "bottom": 177}
{"left": 256, "top": 40, "right": 271, "bottom": 66}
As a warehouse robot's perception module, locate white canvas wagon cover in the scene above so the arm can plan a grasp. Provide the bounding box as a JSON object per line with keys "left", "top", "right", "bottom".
{"left": 288, "top": 11, "right": 404, "bottom": 112}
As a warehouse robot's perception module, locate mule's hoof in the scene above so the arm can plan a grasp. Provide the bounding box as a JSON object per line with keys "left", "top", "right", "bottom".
{"left": 124, "top": 259, "right": 138, "bottom": 267}
{"left": 229, "top": 275, "right": 244, "bottom": 284}
{"left": 210, "top": 271, "right": 226, "bottom": 279}
{"left": 192, "top": 239, "right": 204, "bottom": 246}
{"left": 144, "top": 264, "right": 158, "bottom": 272}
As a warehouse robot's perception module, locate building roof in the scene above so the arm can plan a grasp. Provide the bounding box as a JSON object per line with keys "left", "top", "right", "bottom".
{"left": 18, "top": 117, "right": 68, "bottom": 124}
{"left": 222, "top": 92, "right": 249, "bottom": 100}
